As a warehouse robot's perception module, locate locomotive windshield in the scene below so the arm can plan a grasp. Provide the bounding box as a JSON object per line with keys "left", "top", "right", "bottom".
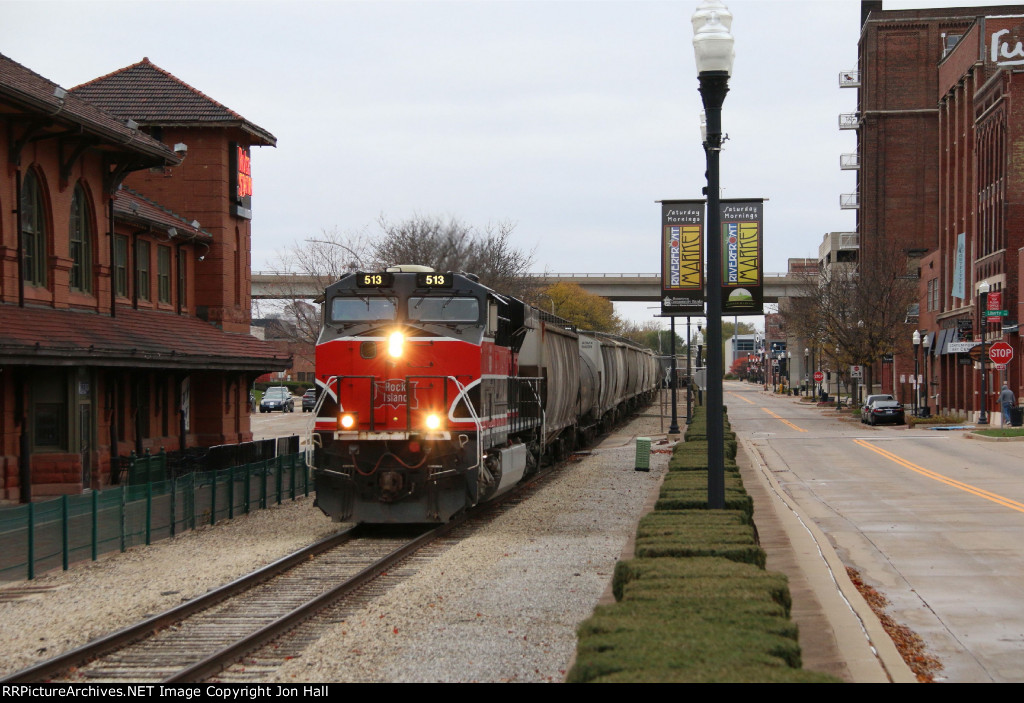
{"left": 330, "top": 297, "right": 397, "bottom": 322}
{"left": 408, "top": 297, "right": 479, "bottom": 323}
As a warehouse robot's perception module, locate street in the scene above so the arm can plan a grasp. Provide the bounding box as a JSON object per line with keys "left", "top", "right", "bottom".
{"left": 250, "top": 404, "right": 316, "bottom": 446}
{"left": 726, "top": 380, "right": 1024, "bottom": 683}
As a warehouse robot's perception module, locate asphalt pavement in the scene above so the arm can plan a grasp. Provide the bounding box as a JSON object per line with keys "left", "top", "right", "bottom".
{"left": 726, "top": 379, "right": 1024, "bottom": 683}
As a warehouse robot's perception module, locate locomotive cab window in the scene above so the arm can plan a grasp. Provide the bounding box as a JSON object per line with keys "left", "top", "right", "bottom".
{"left": 408, "top": 297, "right": 479, "bottom": 323}
{"left": 330, "top": 297, "right": 397, "bottom": 322}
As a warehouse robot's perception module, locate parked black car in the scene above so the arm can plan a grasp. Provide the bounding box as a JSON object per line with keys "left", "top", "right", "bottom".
{"left": 865, "top": 399, "right": 905, "bottom": 425}
{"left": 302, "top": 388, "right": 317, "bottom": 412}
{"left": 260, "top": 386, "right": 295, "bottom": 413}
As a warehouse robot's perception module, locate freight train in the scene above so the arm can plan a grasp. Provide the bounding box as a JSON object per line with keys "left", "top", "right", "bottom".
{"left": 309, "top": 266, "right": 660, "bottom": 524}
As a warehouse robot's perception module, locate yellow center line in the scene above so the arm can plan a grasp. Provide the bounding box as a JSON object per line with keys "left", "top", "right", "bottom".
{"left": 760, "top": 408, "right": 808, "bottom": 432}
{"left": 853, "top": 439, "right": 1024, "bottom": 514}
{"left": 728, "top": 392, "right": 757, "bottom": 405}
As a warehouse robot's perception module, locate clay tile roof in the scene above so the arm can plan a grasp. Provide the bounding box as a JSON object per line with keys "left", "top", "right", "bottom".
{"left": 113, "top": 187, "right": 213, "bottom": 243}
{"left": 70, "top": 58, "right": 276, "bottom": 147}
{"left": 0, "top": 52, "right": 178, "bottom": 165}
{"left": 0, "top": 304, "right": 291, "bottom": 372}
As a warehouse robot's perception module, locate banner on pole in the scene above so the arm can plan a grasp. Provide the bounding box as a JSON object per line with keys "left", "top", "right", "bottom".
{"left": 659, "top": 200, "right": 705, "bottom": 315}
{"left": 720, "top": 199, "right": 764, "bottom": 315}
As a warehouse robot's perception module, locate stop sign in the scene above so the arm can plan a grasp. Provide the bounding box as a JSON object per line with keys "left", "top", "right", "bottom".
{"left": 813, "top": 371, "right": 824, "bottom": 383}
{"left": 990, "top": 341, "right": 1014, "bottom": 364}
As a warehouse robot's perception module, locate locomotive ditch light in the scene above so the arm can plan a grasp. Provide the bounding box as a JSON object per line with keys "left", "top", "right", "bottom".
{"left": 388, "top": 330, "right": 404, "bottom": 358}
{"left": 338, "top": 412, "right": 357, "bottom": 430}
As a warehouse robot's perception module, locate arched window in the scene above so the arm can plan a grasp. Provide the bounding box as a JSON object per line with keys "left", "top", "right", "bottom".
{"left": 69, "top": 183, "right": 93, "bottom": 293}
{"left": 21, "top": 168, "right": 47, "bottom": 287}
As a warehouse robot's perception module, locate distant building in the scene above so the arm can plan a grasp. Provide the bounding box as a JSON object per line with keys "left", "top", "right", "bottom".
{"left": 0, "top": 55, "right": 289, "bottom": 501}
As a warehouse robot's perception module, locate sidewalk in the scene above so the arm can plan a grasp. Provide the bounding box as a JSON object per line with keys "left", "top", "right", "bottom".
{"left": 737, "top": 423, "right": 917, "bottom": 683}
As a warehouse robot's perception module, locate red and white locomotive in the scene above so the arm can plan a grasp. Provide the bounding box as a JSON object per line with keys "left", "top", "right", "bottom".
{"left": 310, "top": 265, "right": 659, "bottom": 524}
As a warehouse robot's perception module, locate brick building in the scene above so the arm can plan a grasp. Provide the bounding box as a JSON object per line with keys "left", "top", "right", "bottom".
{"left": 927, "top": 10, "right": 1024, "bottom": 420}
{"left": 850, "top": 2, "right": 1024, "bottom": 418}
{"left": 0, "top": 54, "right": 289, "bottom": 501}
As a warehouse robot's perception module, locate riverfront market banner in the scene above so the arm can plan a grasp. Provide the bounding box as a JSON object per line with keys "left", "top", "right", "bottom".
{"left": 720, "top": 199, "right": 764, "bottom": 315}
{"left": 660, "top": 200, "right": 705, "bottom": 315}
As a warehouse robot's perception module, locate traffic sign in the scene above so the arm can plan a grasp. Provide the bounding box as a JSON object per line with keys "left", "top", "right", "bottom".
{"left": 813, "top": 371, "right": 824, "bottom": 383}
{"left": 989, "top": 341, "right": 1014, "bottom": 364}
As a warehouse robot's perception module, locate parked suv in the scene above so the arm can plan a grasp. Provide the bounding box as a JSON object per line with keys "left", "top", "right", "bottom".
{"left": 302, "top": 388, "right": 317, "bottom": 412}
{"left": 260, "top": 386, "right": 294, "bottom": 413}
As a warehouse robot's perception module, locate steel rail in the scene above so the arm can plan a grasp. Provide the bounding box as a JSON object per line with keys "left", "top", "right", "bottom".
{"left": 0, "top": 528, "right": 357, "bottom": 683}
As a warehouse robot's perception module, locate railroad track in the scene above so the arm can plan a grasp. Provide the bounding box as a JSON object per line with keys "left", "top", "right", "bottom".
{"left": 2, "top": 524, "right": 450, "bottom": 684}
{"left": 2, "top": 446, "right": 596, "bottom": 684}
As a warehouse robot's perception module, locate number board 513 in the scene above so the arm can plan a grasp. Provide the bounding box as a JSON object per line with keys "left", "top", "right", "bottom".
{"left": 416, "top": 273, "right": 453, "bottom": 288}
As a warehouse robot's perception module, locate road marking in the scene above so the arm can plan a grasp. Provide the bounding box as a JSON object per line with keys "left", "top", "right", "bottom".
{"left": 760, "top": 408, "right": 808, "bottom": 432}
{"left": 728, "top": 392, "right": 757, "bottom": 405}
{"left": 853, "top": 439, "right": 1024, "bottom": 514}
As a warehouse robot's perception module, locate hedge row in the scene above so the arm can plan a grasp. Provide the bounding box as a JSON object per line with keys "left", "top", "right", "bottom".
{"left": 567, "top": 407, "right": 841, "bottom": 683}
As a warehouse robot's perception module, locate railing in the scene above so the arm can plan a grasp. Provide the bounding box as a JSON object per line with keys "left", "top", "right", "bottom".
{"left": 839, "top": 71, "right": 861, "bottom": 88}
{"left": 840, "top": 153, "right": 860, "bottom": 170}
{"left": 839, "top": 113, "right": 860, "bottom": 130}
{"left": 840, "top": 193, "right": 860, "bottom": 209}
{"left": 0, "top": 453, "right": 309, "bottom": 582}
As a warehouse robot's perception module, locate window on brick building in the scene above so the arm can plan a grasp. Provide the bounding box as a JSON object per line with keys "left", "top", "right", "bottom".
{"left": 158, "top": 245, "right": 171, "bottom": 303}
{"left": 21, "top": 168, "right": 47, "bottom": 287}
{"left": 69, "top": 183, "right": 93, "bottom": 293}
{"left": 136, "top": 239, "right": 151, "bottom": 302}
{"left": 32, "top": 372, "right": 67, "bottom": 450}
{"left": 114, "top": 235, "right": 129, "bottom": 298}
{"left": 177, "top": 248, "right": 187, "bottom": 309}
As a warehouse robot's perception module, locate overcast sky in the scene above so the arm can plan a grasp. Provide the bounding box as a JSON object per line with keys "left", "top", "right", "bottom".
{"left": 3, "top": 0, "right": 1020, "bottom": 326}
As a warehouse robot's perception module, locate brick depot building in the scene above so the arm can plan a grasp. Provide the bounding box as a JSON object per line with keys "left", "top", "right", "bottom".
{"left": 0, "top": 55, "right": 289, "bottom": 501}
{"left": 854, "top": 3, "right": 1024, "bottom": 419}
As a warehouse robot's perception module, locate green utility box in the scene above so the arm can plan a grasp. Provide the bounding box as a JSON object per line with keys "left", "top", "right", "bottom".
{"left": 634, "top": 437, "right": 652, "bottom": 472}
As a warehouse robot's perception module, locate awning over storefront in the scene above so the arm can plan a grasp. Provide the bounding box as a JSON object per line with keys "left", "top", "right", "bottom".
{"left": 0, "top": 304, "right": 290, "bottom": 372}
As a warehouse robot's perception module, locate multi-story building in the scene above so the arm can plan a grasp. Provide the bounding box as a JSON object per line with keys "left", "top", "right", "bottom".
{"left": 844, "top": 2, "right": 1024, "bottom": 418}
{"left": 0, "top": 54, "right": 289, "bottom": 501}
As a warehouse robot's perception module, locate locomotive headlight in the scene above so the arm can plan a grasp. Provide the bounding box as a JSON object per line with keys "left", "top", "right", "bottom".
{"left": 338, "top": 413, "right": 357, "bottom": 430}
{"left": 425, "top": 413, "right": 443, "bottom": 430}
{"left": 388, "top": 331, "right": 404, "bottom": 358}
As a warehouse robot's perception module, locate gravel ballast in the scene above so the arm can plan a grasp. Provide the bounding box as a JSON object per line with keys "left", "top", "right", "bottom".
{"left": 0, "top": 411, "right": 671, "bottom": 683}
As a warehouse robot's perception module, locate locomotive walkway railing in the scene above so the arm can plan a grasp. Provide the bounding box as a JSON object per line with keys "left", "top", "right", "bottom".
{"left": 0, "top": 452, "right": 309, "bottom": 582}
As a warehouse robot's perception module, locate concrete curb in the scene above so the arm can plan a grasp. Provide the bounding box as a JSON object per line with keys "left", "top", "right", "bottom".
{"left": 738, "top": 434, "right": 917, "bottom": 683}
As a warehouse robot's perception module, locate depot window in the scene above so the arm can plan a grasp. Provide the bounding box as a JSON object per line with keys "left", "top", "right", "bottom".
{"left": 330, "top": 297, "right": 397, "bottom": 322}
{"left": 408, "top": 297, "right": 479, "bottom": 323}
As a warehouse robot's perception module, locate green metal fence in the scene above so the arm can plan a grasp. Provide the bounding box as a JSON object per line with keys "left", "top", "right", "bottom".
{"left": 0, "top": 452, "right": 309, "bottom": 582}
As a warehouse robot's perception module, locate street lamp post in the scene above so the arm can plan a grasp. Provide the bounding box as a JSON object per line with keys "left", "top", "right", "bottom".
{"left": 912, "top": 330, "right": 920, "bottom": 417}
{"left": 669, "top": 316, "right": 680, "bottom": 436}
{"left": 979, "top": 281, "right": 990, "bottom": 424}
{"left": 693, "top": 0, "right": 733, "bottom": 510}
{"left": 686, "top": 318, "right": 693, "bottom": 424}
{"left": 787, "top": 351, "right": 792, "bottom": 392}
{"left": 922, "top": 333, "right": 931, "bottom": 417}
{"left": 804, "top": 347, "right": 809, "bottom": 398}
{"left": 835, "top": 345, "right": 842, "bottom": 411}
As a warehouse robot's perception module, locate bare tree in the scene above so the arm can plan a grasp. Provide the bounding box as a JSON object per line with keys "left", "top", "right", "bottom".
{"left": 782, "top": 243, "right": 918, "bottom": 394}
{"left": 370, "top": 214, "right": 536, "bottom": 299}
{"left": 255, "top": 216, "right": 538, "bottom": 349}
